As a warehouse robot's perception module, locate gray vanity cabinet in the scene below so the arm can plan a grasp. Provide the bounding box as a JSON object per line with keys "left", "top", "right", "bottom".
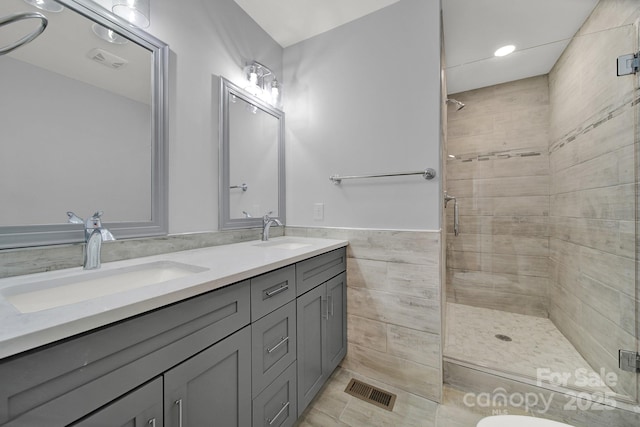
{"left": 71, "top": 378, "right": 163, "bottom": 427}
{"left": 0, "top": 281, "right": 250, "bottom": 426}
{"left": 164, "top": 326, "right": 252, "bottom": 427}
{"left": 295, "top": 248, "right": 347, "bottom": 415}
{"left": 0, "top": 246, "right": 347, "bottom": 427}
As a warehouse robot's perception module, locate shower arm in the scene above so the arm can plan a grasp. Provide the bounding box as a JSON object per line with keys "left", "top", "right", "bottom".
{"left": 444, "top": 192, "right": 459, "bottom": 237}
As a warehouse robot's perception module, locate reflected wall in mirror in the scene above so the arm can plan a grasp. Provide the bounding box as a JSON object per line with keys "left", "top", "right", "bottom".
{"left": 0, "top": 0, "right": 168, "bottom": 249}
{"left": 219, "top": 77, "right": 285, "bottom": 230}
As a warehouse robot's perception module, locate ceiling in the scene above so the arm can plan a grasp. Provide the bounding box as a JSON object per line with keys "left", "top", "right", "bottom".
{"left": 233, "top": 0, "right": 401, "bottom": 48}
{"left": 234, "top": 0, "right": 600, "bottom": 94}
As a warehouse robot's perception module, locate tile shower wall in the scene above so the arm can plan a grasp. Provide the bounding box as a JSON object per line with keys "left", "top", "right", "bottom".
{"left": 286, "top": 227, "right": 443, "bottom": 402}
{"left": 548, "top": 0, "right": 640, "bottom": 399}
{"left": 445, "top": 75, "right": 551, "bottom": 317}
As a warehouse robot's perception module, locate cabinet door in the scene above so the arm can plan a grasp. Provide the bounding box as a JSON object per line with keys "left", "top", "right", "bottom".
{"left": 326, "top": 272, "right": 347, "bottom": 374}
{"left": 71, "top": 378, "right": 163, "bottom": 427}
{"left": 164, "top": 327, "right": 251, "bottom": 427}
{"left": 296, "top": 284, "right": 327, "bottom": 414}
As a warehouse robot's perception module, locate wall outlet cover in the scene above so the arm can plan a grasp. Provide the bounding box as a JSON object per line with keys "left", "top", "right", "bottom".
{"left": 313, "top": 203, "right": 324, "bottom": 221}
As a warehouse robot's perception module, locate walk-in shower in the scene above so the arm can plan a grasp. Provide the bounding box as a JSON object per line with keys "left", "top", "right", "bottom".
{"left": 443, "top": 0, "right": 640, "bottom": 411}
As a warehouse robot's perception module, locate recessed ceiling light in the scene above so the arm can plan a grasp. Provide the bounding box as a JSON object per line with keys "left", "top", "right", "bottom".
{"left": 494, "top": 45, "right": 516, "bottom": 57}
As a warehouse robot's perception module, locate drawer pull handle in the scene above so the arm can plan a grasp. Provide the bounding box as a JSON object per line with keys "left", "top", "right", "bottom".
{"left": 268, "top": 401, "right": 290, "bottom": 425}
{"left": 175, "top": 399, "right": 183, "bottom": 427}
{"left": 265, "top": 284, "right": 289, "bottom": 297}
{"left": 267, "top": 336, "right": 289, "bottom": 354}
{"left": 148, "top": 419, "right": 156, "bottom": 427}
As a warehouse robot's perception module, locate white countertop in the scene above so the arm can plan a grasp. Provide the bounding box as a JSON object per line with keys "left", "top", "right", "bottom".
{"left": 0, "top": 237, "right": 348, "bottom": 360}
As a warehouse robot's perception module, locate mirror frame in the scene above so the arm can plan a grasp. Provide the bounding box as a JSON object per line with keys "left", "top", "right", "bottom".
{"left": 0, "top": 0, "right": 168, "bottom": 249}
{"left": 219, "top": 77, "right": 285, "bottom": 230}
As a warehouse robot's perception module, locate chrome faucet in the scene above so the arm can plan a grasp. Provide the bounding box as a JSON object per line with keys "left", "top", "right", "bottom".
{"left": 67, "top": 211, "right": 116, "bottom": 270}
{"left": 261, "top": 213, "right": 282, "bottom": 241}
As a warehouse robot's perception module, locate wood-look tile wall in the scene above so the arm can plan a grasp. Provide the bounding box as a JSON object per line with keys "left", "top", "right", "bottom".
{"left": 548, "top": 0, "right": 640, "bottom": 399}
{"left": 285, "top": 227, "right": 443, "bottom": 402}
{"left": 445, "top": 75, "right": 551, "bottom": 317}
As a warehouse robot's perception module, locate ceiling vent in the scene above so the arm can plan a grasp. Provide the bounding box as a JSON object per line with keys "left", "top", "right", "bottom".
{"left": 87, "top": 48, "right": 128, "bottom": 70}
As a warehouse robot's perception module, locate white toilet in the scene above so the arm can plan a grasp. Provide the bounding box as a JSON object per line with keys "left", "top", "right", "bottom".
{"left": 477, "top": 415, "right": 574, "bottom": 426}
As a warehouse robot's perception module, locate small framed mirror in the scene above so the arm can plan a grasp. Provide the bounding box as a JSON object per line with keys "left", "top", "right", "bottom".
{"left": 219, "top": 77, "right": 285, "bottom": 230}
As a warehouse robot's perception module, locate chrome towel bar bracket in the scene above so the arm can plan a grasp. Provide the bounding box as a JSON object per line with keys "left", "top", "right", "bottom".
{"left": 329, "top": 168, "right": 436, "bottom": 185}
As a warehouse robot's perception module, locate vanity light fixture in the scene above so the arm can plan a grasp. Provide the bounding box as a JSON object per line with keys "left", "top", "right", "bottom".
{"left": 244, "top": 61, "right": 281, "bottom": 107}
{"left": 91, "top": 23, "right": 128, "bottom": 44}
{"left": 112, "top": 0, "right": 150, "bottom": 28}
{"left": 494, "top": 44, "right": 516, "bottom": 57}
{"left": 23, "top": 0, "right": 64, "bottom": 13}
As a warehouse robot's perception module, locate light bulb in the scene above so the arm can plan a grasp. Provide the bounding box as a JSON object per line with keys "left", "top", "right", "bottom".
{"left": 248, "top": 66, "right": 258, "bottom": 86}
{"left": 112, "top": 0, "right": 150, "bottom": 28}
{"left": 271, "top": 80, "right": 280, "bottom": 104}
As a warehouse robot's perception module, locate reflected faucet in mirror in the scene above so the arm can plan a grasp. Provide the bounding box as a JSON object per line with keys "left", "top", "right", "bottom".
{"left": 261, "top": 213, "right": 282, "bottom": 241}
{"left": 67, "top": 211, "right": 116, "bottom": 270}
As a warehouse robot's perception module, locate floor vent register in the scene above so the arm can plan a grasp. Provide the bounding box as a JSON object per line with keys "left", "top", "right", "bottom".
{"left": 344, "top": 378, "right": 397, "bottom": 411}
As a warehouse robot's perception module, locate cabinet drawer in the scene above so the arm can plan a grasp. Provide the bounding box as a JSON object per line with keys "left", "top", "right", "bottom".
{"left": 251, "top": 265, "right": 296, "bottom": 321}
{"left": 252, "top": 362, "right": 297, "bottom": 427}
{"left": 296, "top": 248, "right": 346, "bottom": 296}
{"left": 252, "top": 300, "right": 297, "bottom": 397}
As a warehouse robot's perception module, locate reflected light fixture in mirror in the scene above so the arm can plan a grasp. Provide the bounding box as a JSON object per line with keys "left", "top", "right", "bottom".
{"left": 244, "top": 61, "right": 281, "bottom": 107}
{"left": 112, "top": 0, "right": 150, "bottom": 28}
{"left": 23, "top": 0, "right": 64, "bottom": 13}
{"left": 91, "top": 23, "right": 128, "bottom": 44}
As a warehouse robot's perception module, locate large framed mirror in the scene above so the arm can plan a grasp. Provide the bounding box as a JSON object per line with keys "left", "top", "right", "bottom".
{"left": 0, "top": 0, "right": 168, "bottom": 249}
{"left": 219, "top": 77, "right": 285, "bottom": 230}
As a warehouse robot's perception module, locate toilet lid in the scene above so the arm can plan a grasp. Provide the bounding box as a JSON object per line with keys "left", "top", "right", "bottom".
{"left": 477, "top": 415, "right": 574, "bottom": 427}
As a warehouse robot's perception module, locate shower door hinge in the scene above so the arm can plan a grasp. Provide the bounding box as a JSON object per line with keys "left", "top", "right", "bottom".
{"left": 617, "top": 52, "right": 640, "bottom": 76}
{"left": 619, "top": 350, "right": 640, "bottom": 373}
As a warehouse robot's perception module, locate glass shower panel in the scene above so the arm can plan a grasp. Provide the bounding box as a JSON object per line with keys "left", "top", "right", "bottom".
{"left": 444, "top": 10, "right": 639, "bottom": 404}
{"left": 548, "top": 20, "right": 638, "bottom": 401}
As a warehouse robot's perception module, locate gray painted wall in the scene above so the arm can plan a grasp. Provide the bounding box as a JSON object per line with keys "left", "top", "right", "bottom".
{"left": 283, "top": 0, "right": 442, "bottom": 230}
{"left": 141, "top": 0, "right": 283, "bottom": 234}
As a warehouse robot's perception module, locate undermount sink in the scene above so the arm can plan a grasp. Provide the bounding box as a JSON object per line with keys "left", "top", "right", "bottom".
{"left": 2, "top": 261, "right": 207, "bottom": 314}
{"left": 253, "top": 239, "right": 313, "bottom": 250}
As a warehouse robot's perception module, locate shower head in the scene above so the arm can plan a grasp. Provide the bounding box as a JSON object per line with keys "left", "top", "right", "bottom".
{"left": 446, "top": 98, "right": 465, "bottom": 111}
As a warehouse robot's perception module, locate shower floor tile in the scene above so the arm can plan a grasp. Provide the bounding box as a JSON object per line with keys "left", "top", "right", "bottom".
{"left": 444, "top": 303, "right": 613, "bottom": 394}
